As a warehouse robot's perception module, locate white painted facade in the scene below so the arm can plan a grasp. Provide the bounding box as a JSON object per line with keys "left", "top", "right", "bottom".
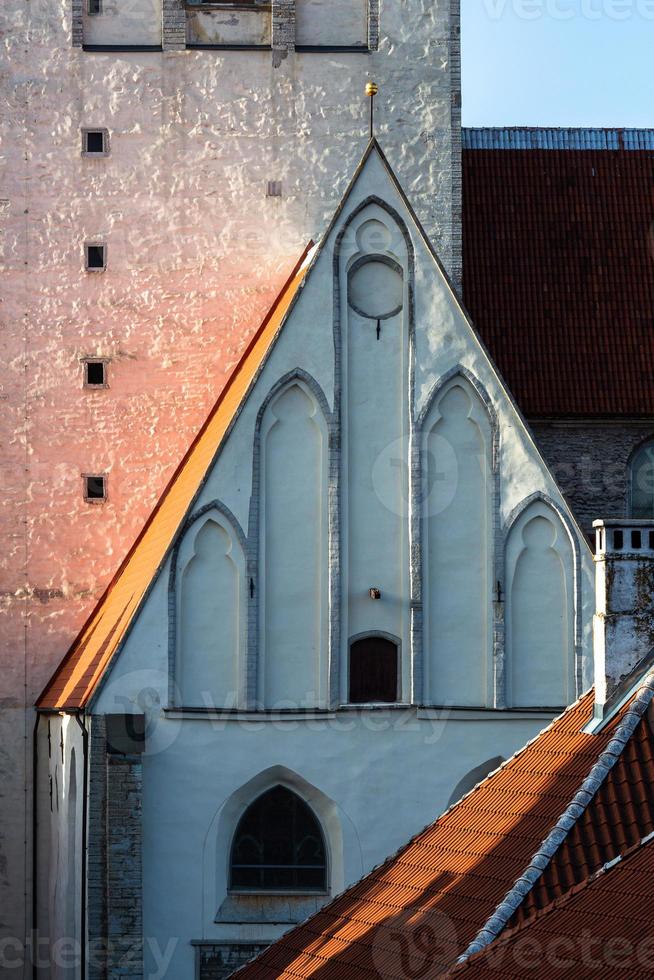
{"left": 40, "top": 148, "right": 595, "bottom": 978}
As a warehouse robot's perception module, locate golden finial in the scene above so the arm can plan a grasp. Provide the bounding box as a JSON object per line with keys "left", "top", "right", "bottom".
{"left": 365, "top": 81, "right": 379, "bottom": 138}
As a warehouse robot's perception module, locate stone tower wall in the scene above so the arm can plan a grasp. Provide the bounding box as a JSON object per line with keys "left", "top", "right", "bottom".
{"left": 0, "top": 0, "right": 461, "bottom": 962}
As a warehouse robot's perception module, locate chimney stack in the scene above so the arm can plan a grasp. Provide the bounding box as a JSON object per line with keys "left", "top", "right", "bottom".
{"left": 593, "top": 520, "right": 654, "bottom": 720}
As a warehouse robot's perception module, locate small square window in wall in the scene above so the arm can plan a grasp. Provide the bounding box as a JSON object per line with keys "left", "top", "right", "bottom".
{"left": 85, "top": 243, "right": 106, "bottom": 272}
{"left": 88, "top": 0, "right": 102, "bottom": 14}
{"left": 84, "top": 475, "right": 107, "bottom": 502}
{"left": 83, "top": 359, "right": 108, "bottom": 387}
{"left": 82, "top": 129, "right": 109, "bottom": 156}
{"left": 266, "top": 181, "right": 282, "bottom": 198}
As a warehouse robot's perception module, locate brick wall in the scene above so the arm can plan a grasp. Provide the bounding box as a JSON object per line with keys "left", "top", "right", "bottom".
{"left": 196, "top": 943, "right": 270, "bottom": 979}
{"left": 87, "top": 717, "right": 144, "bottom": 979}
{"left": 531, "top": 421, "right": 654, "bottom": 532}
{"left": 88, "top": 716, "right": 108, "bottom": 980}
{"left": 106, "top": 754, "right": 143, "bottom": 978}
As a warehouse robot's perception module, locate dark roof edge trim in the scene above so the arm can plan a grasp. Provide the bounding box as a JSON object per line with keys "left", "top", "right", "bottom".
{"left": 462, "top": 127, "right": 654, "bottom": 151}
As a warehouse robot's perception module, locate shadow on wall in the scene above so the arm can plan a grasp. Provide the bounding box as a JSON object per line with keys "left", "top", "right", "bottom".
{"left": 447, "top": 756, "right": 505, "bottom": 809}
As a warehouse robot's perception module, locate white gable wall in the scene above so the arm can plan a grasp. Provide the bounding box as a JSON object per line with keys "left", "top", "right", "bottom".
{"left": 88, "top": 147, "right": 595, "bottom": 976}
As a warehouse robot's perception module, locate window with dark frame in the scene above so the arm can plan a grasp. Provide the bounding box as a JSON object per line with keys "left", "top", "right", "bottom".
{"left": 85, "top": 244, "right": 106, "bottom": 271}
{"left": 84, "top": 475, "right": 106, "bottom": 501}
{"left": 349, "top": 636, "right": 398, "bottom": 704}
{"left": 83, "top": 130, "right": 107, "bottom": 155}
{"left": 88, "top": 0, "right": 102, "bottom": 13}
{"left": 84, "top": 360, "right": 107, "bottom": 387}
{"left": 230, "top": 787, "right": 327, "bottom": 893}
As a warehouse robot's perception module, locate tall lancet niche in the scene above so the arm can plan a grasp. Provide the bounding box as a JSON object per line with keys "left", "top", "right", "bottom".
{"left": 422, "top": 378, "right": 492, "bottom": 706}
{"left": 506, "top": 501, "right": 573, "bottom": 707}
{"left": 259, "top": 382, "right": 328, "bottom": 709}
{"left": 341, "top": 207, "right": 410, "bottom": 698}
{"left": 177, "top": 513, "right": 245, "bottom": 707}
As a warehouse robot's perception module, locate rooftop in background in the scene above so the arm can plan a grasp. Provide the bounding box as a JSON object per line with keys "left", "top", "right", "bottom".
{"left": 462, "top": 127, "right": 654, "bottom": 418}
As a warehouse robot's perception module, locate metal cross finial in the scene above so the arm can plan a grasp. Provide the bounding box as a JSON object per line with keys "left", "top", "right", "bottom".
{"left": 365, "top": 81, "right": 379, "bottom": 138}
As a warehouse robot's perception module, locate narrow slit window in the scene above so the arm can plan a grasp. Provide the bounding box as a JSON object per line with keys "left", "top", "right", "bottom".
{"left": 85, "top": 244, "right": 106, "bottom": 271}
{"left": 84, "top": 360, "right": 107, "bottom": 387}
{"left": 82, "top": 130, "right": 108, "bottom": 155}
{"left": 84, "top": 475, "right": 106, "bottom": 502}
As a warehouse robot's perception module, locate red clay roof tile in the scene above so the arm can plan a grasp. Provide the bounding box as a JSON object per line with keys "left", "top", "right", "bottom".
{"left": 462, "top": 147, "right": 654, "bottom": 417}
{"left": 452, "top": 834, "right": 654, "bottom": 978}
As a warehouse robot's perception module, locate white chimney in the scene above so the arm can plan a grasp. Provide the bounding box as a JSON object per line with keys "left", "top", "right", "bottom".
{"left": 593, "top": 519, "right": 654, "bottom": 720}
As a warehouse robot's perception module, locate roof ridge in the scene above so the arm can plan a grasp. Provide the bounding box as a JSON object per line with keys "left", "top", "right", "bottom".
{"left": 458, "top": 668, "right": 654, "bottom": 962}
{"left": 450, "top": 828, "right": 654, "bottom": 974}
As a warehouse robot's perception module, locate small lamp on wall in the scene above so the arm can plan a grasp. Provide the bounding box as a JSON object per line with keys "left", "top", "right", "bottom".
{"left": 369, "top": 587, "right": 381, "bottom": 600}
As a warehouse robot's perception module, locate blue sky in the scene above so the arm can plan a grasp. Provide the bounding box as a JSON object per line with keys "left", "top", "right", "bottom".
{"left": 461, "top": 0, "right": 654, "bottom": 126}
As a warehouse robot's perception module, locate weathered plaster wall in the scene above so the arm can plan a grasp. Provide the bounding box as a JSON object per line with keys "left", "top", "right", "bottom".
{"left": 0, "top": 0, "right": 461, "bottom": 958}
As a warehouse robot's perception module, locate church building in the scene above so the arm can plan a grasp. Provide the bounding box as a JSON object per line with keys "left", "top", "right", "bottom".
{"left": 35, "top": 141, "right": 594, "bottom": 978}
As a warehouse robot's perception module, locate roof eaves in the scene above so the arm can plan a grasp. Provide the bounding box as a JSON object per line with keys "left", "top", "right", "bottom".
{"left": 458, "top": 668, "right": 654, "bottom": 962}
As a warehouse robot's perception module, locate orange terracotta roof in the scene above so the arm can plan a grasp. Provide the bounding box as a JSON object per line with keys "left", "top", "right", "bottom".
{"left": 235, "top": 688, "right": 652, "bottom": 980}
{"left": 37, "top": 244, "right": 314, "bottom": 711}
{"left": 451, "top": 833, "right": 654, "bottom": 978}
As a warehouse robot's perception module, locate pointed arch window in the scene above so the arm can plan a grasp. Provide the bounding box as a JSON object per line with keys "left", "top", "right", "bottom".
{"left": 630, "top": 440, "right": 654, "bottom": 518}
{"left": 230, "top": 787, "right": 327, "bottom": 892}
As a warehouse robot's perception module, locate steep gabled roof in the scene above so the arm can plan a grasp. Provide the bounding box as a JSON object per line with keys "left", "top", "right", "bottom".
{"left": 234, "top": 674, "right": 654, "bottom": 979}
{"left": 450, "top": 832, "right": 654, "bottom": 978}
{"left": 37, "top": 244, "right": 314, "bottom": 711}
{"left": 462, "top": 128, "right": 654, "bottom": 417}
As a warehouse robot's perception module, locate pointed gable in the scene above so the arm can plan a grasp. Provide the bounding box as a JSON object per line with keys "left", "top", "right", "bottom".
{"left": 38, "top": 138, "right": 592, "bottom": 713}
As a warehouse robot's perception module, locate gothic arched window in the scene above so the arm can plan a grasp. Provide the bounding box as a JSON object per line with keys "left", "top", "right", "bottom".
{"left": 348, "top": 636, "right": 399, "bottom": 703}
{"left": 230, "top": 787, "right": 327, "bottom": 892}
{"left": 630, "top": 441, "right": 654, "bottom": 518}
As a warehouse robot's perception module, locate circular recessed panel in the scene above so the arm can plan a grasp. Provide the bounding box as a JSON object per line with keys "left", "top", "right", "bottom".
{"left": 348, "top": 259, "right": 403, "bottom": 320}
{"left": 355, "top": 219, "right": 392, "bottom": 254}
